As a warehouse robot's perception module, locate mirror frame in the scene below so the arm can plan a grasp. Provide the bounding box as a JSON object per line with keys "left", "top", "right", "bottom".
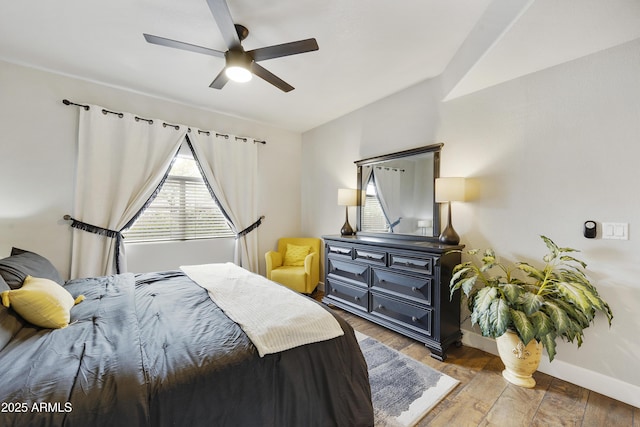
{"left": 355, "top": 143, "right": 443, "bottom": 241}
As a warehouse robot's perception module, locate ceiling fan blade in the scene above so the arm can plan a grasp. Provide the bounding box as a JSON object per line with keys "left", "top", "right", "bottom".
{"left": 143, "top": 34, "right": 225, "bottom": 58}
{"left": 248, "top": 38, "right": 319, "bottom": 62}
{"left": 250, "top": 63, "right": 294, "bottom": 92}
{"left": 209, "top": 68, "right": 230, "bottom": 89}
{"left": 206, "top": 0, "right": 241, "bottom": 50}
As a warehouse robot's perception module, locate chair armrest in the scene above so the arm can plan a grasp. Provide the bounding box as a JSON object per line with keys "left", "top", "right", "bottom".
{"left": 304, "top": 252, "right": 319, "bottom": 286}
{"left": 303, "top": 252, "right": 315, "bottom": 272}
{"left": 265, "top": 251, "right": 282, "bottom": 280}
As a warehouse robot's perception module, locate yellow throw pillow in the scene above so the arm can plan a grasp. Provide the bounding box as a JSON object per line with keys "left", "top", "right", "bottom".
{"left": 283, "top": 244, "right": 311, "bottom": 266}
{"left": 0, "top": 276, "right": 84, "bottom": 329}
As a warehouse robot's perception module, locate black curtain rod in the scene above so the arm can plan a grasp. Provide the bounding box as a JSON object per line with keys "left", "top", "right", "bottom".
{"left": 62, "top": 98, "right": 266, "bottom": 144}
{"left": 62, "top": 99, "right": 89, "bottom": 110}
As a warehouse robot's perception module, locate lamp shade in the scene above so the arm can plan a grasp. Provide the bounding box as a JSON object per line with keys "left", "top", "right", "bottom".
{"left": 337, "top": 188, "right": 358, "bottom": 206}
{"left": 435, "top": 177, "right": 467, "bottom": 202}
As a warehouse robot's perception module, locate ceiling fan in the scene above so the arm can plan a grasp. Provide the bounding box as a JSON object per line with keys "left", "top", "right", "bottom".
{"left": 143, "top": 0, "right": 318, "bottom": 92}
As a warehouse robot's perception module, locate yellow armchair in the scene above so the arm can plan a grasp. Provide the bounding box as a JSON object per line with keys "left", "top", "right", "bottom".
{"left": 265, "top": 238, "right": 321, "bottom": 294}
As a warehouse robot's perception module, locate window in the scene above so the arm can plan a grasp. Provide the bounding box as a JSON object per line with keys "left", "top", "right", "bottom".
{"left": 123, "top": 153, "right": 235, "bottom": 243}
{"left": 361, "top": 181, "right": 389, "bottom": 233}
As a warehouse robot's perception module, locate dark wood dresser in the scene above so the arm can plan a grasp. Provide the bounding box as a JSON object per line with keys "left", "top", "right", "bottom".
{"left": 322, "top": 235, "right": 462, "bottom": 360}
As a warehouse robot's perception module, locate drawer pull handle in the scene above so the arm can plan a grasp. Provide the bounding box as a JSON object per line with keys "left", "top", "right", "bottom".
{"left": 354, "top": 296, "right": 360, "bottom": 301}
{"left": 411, "top": 287, "right": 418, "bottom": 292}
{"left": 377, "top": 304, "right": 384, "bottom": 310}
{"left": 332, "top": 288, "right": 337, "bottom": 293}
{"left": 411, "top": 316, "right": 418, "bottom": 322}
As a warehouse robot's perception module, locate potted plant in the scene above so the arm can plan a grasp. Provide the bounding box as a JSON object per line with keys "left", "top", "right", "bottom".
{"left": 449, "top": 236, "right": 613, "bottom": 387}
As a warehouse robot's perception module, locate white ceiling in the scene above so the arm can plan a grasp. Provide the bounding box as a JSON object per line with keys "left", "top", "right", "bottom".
{"left": 1, "top": 0, "right": 639, "bottom": 132}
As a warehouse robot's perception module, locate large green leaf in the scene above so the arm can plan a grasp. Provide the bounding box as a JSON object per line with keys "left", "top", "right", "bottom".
{"left": 554, "top": 299, "right": 591, "bottom": 328}
{"left": 510, "top": 309, "right": 535, "bottom": 345}
{"left": 450, "top": 266, "right": 473, "bottom": 298}
{"left": 473, "top": 286, "right": 497, "bottom": 314}
{"left": 556, "top": 281, "right": 592, "bottom": 313}
{"left": 543, "top": 301, "right": 571, "bottom": 334}
{"left": 451, "top": 265, "right": 471, "bottom": 282}
{"left": 519, "top": 291, "right": 544, "bottom": 315}
{"left": 541, "top": 235, "right": 560, "bottom": 258}
{"left": 540, "top": 332, "right": 558, "bottom": 362}
{"left": 529, "top": 311, "right": 553, "bottom": 338}
{"left": 458, "top": 276, "right": 478, "bottom": 298}
{"left": 560, "top": 255, "right": 587, "bottom": 269}
{"left": 517, "top": 262, "right": 546, "bottom": 281}
{"left": 502, "top": 283, "right": 522, "bottom": 304}
{"left": 474, "top": 309, "right": 493, "bottom": 337}
{"left": 489, "top": 299, "right": 510, "bottom": 337}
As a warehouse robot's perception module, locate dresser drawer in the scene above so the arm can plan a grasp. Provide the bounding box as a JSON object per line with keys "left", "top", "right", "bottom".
{"left": 326, "top": 243, "right": 353, "bottom": 259}
{"left": 327, "top": 258, "right": 369, "bottom": 286}
{"left": 326, "top": 278, "right": 369, "bottom": 312}
{"left": 371, "top": 293, "right": 432, "bottom": 336}
{"left": 388, "top": 252, "right": 433, "bottom": 274}
{"left": 371, "top": 268, "right": 432, "bottom": 305}
{"left": 354, "top": 247, "right": 386, "bottom": 265}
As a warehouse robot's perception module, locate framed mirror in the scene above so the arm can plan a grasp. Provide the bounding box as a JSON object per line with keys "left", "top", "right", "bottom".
{"left": 355, "top": 143, "right": 442, "bottom": 240}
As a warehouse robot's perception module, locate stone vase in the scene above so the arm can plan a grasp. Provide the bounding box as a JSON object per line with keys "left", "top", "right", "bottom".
{"left": 496, "top": 329, "right": 543, "bottom": 388}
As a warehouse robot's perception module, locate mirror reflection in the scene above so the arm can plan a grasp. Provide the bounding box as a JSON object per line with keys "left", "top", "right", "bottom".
{"left": 356, "top": 144, "right": 441, "bottom": 239}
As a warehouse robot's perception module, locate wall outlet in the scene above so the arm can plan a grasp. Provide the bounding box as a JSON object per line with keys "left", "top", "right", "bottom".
{"left": 602, "top": 222, "right": 629, "bottom": 240}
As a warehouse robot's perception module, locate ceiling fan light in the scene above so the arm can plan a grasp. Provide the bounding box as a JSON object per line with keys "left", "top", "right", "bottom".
{"left": 225, "top": 66, "right": 252, "bottom": 83}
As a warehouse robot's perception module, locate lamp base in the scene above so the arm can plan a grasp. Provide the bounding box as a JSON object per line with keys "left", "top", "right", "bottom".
{"left": 438, "top": 224, "right": 460, "bottom": 245}
{"left": 341, "top": 221, "right": 354, "bottom": 236}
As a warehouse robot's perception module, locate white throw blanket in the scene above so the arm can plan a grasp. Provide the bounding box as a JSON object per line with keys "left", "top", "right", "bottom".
{"left": 180, "top": 263, "right": 344, "bottom": 357}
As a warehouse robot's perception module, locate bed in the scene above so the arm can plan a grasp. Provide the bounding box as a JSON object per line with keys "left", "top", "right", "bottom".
{"left": 0, "top": 249, "right": 374, "bottom": 427}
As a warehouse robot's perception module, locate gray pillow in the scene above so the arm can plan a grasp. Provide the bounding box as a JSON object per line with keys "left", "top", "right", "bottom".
{"left": 0, "top": 275, "right": 24, "bottom": 351}
{"left": 0, "top": 248, "right": 64, "bottom": 290}
{"left": 0, "top": 275, "right": 9, "bottom": 292}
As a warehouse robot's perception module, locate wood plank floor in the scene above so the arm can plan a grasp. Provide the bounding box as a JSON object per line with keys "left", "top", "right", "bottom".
{"left": 328, "top": 305, "right": 639, "bottom": 426}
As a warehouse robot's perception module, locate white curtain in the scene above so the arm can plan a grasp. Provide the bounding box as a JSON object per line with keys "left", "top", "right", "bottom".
{"left": 188, "top": 131, "right": 260, "bottom": 273}
{"left": 373, "top": 166, "right": 404, "bottom": 232}
{"left": 71, "top": 105, "right": 186, "bottom": 278}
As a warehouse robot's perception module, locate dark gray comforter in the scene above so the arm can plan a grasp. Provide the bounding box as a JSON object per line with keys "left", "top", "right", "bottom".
{"left": 0, "top": 271, "right": 373, "bottom": 427}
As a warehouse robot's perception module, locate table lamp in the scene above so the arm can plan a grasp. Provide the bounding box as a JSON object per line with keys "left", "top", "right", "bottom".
{"left": 338, "top": 188, "right": 358, "bottom": 236}
{"left": 435, "top": 177, "right": 467, "bottom": 244}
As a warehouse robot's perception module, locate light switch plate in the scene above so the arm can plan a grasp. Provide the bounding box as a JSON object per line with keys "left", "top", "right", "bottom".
{"left": 602, "top": 222, "right": 629, "bottom": 240}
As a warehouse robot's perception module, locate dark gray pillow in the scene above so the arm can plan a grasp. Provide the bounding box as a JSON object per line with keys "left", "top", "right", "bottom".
{"left": 0, "top": 275, "right": 24, "bottom": 351}
{"left": 0, "top": 248, "right": 64, "bottom": 290}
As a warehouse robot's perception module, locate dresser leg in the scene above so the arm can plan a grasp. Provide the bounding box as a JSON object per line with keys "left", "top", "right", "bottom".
{"left": 428, "top": 346, "right": 446, "bottom": 361}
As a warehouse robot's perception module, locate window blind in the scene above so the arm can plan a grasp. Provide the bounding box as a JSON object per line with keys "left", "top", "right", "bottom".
{"left": 123, "top": 158, "right": 234, "bottom": 243}
{"left": 361, "top": 195, "right": 389, "bottom": 233}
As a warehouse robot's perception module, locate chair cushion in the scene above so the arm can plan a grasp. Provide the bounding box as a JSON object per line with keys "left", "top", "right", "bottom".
{"left": 271, "top": 266, "right": 307, "bottom": 290}
{"left": 283, "top": 244, "right": 311, "bottom": 267}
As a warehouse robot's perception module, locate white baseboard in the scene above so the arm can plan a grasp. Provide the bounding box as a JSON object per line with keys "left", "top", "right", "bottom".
{"left": 462, "top": 331, "right": 640, "bottom": 409}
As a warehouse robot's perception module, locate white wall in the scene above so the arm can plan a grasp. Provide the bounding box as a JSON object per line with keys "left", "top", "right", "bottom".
{"left": 302, "top": 38, "right": 640, "bottom": 407}
{"left": 0, "top": 60, "right": 302, "bottom": 277}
